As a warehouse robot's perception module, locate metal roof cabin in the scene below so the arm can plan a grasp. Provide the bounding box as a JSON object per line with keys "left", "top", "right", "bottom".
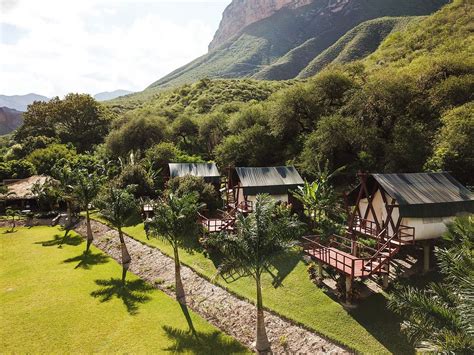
{"left": 168, "top": 163, "right": 221, "bottom": 185}
{"left": 227, "top": 166, "right": 304, "bottom": 210}
{"left": 346, "top": 172, "right": 474, "bottom": 241}
{"left": 302, "top": 172, "right": 473, "bottom": 300}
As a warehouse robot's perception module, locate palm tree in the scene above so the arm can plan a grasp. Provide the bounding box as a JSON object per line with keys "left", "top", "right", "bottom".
{"left": 73, "top": 169, "right": 104, "bottom": 251}
{"left": 292, "top": 162, "right": 344, "bottom": 233}
{"left": 5, "top": 207, "right": 20, "bottom": 232}
{"left": 95, "top": 186, "right": 137, "bottom": 281}
{"left": 388, "top": 216, "right": 474, "bottom": 352}
{"left": 147, "top": 192, "right": 202, "bottom": 304}
{"left": 52, "top": 163, "right": 76, "bottom": 230}
{"left": 207, "top": 194, "right": 303, "bottom": 353}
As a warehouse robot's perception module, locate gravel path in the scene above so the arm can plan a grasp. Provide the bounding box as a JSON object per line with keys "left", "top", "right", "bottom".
{"left": 75, "top": 219, "right": 347, "bottom": 354}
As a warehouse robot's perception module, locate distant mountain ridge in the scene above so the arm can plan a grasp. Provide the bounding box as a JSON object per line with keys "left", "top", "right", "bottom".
{"left": 94, "top": 90, "right": 134, "bottom": 101}
{"left": 0, "top": 107, "right": 23, "bottom": 135}
{"left": 148, "top": 0, "right": 448, "bottom": 90}
{"left": 0, "top": 93, "right": 49, "bottom": 112}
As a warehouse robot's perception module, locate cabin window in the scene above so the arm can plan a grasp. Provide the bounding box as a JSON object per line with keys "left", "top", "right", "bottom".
{"left": 423, "top": 217, "right": 443, "bottom": 224}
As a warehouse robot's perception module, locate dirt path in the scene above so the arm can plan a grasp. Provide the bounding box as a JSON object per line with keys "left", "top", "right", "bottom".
{"left": 75, "top": 220, "right": 347, "bottom": 354}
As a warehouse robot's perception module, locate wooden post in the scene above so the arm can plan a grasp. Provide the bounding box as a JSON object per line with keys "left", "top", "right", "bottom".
{"left": 317, "top": 261, "right": 323, "bottom": 279}
{"left": 345, "top": 276, "right": 352, "bottom": 303}
{"left": 351, "top": 238, "right": 358, "bottom": 257}
{"left": 423, "top": 242, "right": 430, "bottom": 274}
{"left": 382, "top": 264, "right": 389, "bottom": 289}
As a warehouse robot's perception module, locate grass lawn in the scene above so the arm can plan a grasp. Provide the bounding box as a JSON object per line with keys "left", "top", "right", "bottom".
{"left": 0, "top": 226, "right": 248, "bottom": 353}
{"left": 115, "top": 219, "right": 414, "bottom": 354}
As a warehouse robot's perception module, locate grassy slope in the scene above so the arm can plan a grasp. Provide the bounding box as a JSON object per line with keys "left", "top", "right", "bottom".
{"left": 0, "top": 226, "right": 247, "bottom": 353}
{"left": 105, "top": 220, "right": 413, "bottom": 354}
{"left": 365, "top": 0, "right": 473, "bottom": 72}
{"left": 147, "top": 0, "right": 448, "bottom": 89}
{"left": 297, "top": 16, "right": 418, "bottom": 79}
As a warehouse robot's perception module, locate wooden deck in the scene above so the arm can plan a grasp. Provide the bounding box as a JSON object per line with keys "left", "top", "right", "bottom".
{"left": 306, "top": 247, "right": 366, "bottom": 277}
{"left": 302, "top": 235, "right": 397, "bottom": 278}
{"left": 200, "top": 218, "right": 234, "bottom": 233}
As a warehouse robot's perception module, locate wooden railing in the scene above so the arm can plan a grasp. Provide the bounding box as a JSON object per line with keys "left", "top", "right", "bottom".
{"left": 353, "top": 216, "right": 415, "bottom": 244}
{"left": 302, "top": 235, "right": 359, "bottom": 278}
{"left": 352, "top": 216, "right": 379, "bottom": 236}
{"left": 396, "top": 225, "right": 415, "bottom": 244}
{"left": 198, "top": 212, "right": 236, "bottom": 233}
{"left": 302, "top": 230, "right": 400, "bottom": 278}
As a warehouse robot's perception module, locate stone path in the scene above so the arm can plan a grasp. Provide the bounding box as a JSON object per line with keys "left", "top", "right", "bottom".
{"left": 75, "top": 220, "right": 347, "bottom": 354}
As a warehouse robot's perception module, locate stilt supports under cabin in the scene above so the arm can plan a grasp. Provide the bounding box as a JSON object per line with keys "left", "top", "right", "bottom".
{"left": 423, "top": 242, "right": 431, "bottom": 274}
{"left": 345, "top": 276, "right": 352, "bottom": 303}
{"left": 317, "top": 261, "right": 323, "bottom": 279}
{"left": 382, "top": 264, "right": 389, "bottom": 289}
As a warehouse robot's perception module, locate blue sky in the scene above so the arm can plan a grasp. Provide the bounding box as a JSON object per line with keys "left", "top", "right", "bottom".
{"left": 0, "top": 0, "right": 230, "bottom": 97}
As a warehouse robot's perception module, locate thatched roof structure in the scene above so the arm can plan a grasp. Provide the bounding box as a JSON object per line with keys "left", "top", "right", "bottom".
{"left": 1, "top": 175, "right": 52, "bottom": 200}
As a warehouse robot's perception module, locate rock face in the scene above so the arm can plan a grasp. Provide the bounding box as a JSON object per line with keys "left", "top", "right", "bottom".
{"left": 209, "top": 0, "right": 313, "bottom": 51}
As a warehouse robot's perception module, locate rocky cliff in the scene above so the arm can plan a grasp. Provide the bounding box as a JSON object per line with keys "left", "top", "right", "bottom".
{"left": 209, "top": 0, "right": 313, "bottom": 51}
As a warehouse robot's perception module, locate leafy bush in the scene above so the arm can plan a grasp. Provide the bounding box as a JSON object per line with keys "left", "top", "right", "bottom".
{"left": 165, "top": 175, "right": 220, "bottom": 212}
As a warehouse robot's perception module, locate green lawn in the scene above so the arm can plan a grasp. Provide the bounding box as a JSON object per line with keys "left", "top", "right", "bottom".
{"left": 117, "top": 220, "right": 413, "bottom": 354}
{"left": 0, "top": 226, "right": 248, "bottom": 353}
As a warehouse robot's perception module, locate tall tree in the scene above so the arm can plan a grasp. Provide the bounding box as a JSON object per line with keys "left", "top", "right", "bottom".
{"left": 16, "top": 94, "right": 111, "bottom": 153}
{"left": 73, "top": 169, "right": 104, "bottom": 251}
{"left": 388, "top": 216, "right": 474, "bottom": 352}
{"left": 52, "top": 162, "right": 76, "bottom": 230}
{"left": 148, "top": 192, "right": 202, "bottom": 304}
{"left": 95, "top": 186, "right": 137, "bottom": 281}
{"left": 207, "top": 195, "right": 303, "bottom": 352}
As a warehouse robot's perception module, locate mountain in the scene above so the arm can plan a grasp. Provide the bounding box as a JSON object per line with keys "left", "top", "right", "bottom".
{"left": 0, "top": 93, "right": 49, "bottom": 112}
{"left": 0, "top": 107, "right": 23, "bottom": 135}
{"left": 209, "top": 0, "right": 312, "bottom": 51}
{"left": 296, "top": 16, "right": 417, "bottom": 79}
{"left": 148, "top": 0, "right": 448, "bottom": 89}
{"left": 94, "top": 90, "right": 134, "bottom": 101}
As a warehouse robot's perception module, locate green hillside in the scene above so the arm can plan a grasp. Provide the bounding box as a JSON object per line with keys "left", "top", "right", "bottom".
{"left": 297, "top": 16, "right": 418, "bottom": 79}
{"left": 148, "top": 0, "right": 448, "bottom": 89}
{"left": 365, "top": 0, "right": 473, "bottom": 72}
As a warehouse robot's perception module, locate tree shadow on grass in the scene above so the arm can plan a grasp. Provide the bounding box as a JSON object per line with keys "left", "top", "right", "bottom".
{"left": 63, "top": 250, "right": 109, "bottom": 269}
{"left": 348, "top": 292, "right": 415, "bottom": 354}
{"left": 162, "top": 325, "right": 248, "bottom": 354}
{"left": 35, "top": 233, "right": 83, "bottom": 247}
{"left": 266, "top": 249, "right": 300, "bottom": 288}
{"left": 90, "top": 277, "right": 154, "bottom": 315}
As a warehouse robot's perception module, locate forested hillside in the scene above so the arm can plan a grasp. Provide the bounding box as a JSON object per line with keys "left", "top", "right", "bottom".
{"left": 1, "top": 0, "right": 472, "bottom": 190}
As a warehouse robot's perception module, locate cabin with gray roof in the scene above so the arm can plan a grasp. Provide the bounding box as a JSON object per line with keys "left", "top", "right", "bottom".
{"left": 227, "top": 166, "right": 304, "bottom": 210}
{"left": 168, "top": 163, "right": 221, "bottom": 187}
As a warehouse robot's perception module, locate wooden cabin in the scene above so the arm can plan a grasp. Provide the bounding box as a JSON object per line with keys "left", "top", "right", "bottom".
{"left": 303, "top": 172, "right": 473, "bottom": 301}
{"left": 0, "top": 175, "right": 52, "bottom": 213}
{"left": 200, "top": 166, "right": 304, "bottom": 234}
{"left": 227, "top": 166, "right": 304, "bottom": 211}
{"left": 168, "top": 163, "right": 221, "bottom": 190}
{"left": 346, "top": 172, "right": 474, "bottom": 242}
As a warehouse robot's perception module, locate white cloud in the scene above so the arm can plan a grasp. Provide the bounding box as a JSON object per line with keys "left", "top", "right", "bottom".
{"left": 0, "top": 0, "right": 229, "bottom": 97}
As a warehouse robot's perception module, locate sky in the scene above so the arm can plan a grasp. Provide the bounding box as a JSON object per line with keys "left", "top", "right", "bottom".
{"left": 0, "top": 0, "right": 230, "bottom": 97}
